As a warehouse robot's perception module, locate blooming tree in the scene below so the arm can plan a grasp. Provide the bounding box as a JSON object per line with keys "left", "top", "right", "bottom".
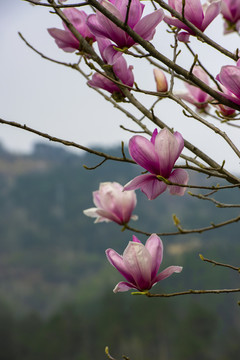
{"left": 2, "top": 0, "right": 240, "bottom": 358}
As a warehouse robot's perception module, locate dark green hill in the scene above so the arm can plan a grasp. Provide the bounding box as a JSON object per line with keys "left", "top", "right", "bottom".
{"left": 0, "top": 143, "right": 239, "bottom": 360}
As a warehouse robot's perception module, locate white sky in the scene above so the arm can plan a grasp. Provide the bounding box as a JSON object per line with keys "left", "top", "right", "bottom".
{"left": 0, "top": 0, "right": 240, "bottom": 173}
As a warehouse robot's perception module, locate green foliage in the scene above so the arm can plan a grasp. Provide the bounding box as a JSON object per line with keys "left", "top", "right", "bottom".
{"left": 0, "top": 143, "right": 239, "bottom": 359}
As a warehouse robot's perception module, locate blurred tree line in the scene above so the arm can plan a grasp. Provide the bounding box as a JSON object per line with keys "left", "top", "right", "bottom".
{"left": 0, "top": 143, "right": 239, "bottom": 359}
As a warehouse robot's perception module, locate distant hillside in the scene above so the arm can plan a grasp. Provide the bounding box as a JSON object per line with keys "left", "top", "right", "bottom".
{"left": 0, "top": 142, "right": 239, "bottom": 315}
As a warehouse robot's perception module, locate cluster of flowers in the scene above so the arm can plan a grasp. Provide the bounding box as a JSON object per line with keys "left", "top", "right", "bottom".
{"left": 47, "top": 0, "right": 240, "bottom": 113}
{"left": 45, "top": 0, "right": 240, "bottom": 293}
{"left": 83, "top": 127, "right": 188, "bottom": 292}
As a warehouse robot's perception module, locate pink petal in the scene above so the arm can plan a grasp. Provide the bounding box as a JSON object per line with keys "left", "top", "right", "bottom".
{"left": 177, "top": 31, "right": 190, "bottom": 42}
{"left": 164, "top": 15, "right": 191, "bottom": 33}
{"left": 113, "top": 0, "right": 144, "bottom": 28}
{"left": 151, "top": 128, "right": 158, "bottom": 145}
{"left": 106, "top": 248, "right": 135, "bottom": 283}
{"left": 123, "top": 242, "right": 152, "bottom": 290}
{"left": 154, "top": 128, "right": 183, "bottom": 177}
{"left": 216, "top": 65, "right": 240, "bottom": 99}
{"left": 181, "top": 0, "right": 204, "bottom": 29}
{"left": 88, "top": 73, "right": 119, "bottom": 93}
{"left": 152, "top": 265, "right": 183, "bottom": 284}
{"left": 113, "top": 56, "right": 134, "bottom": 87}
{"left": 47, "top": 28, "right": 79, "bottom": 52}
{"left": 145, "top": 234, "right": 163, "bottom": 278}
{"left": 185, "top": 67, "right": 210, "bottom": 103}
{"left": 128, "top": 135, "right": 160, "bottom": 174}
{"left": 113, "top": 281, "right": 137, "bottom": 293}
{"left": 168, "top": 168, "right": 189, "bottom": 195}
{"left": 133, "top": 9, "right": 164, "bottom": 41}
{"left": 202, "top": 0, "right": 221, "bottom": 31}
{"left": 124, "top": 174, "right": 167, "bottom": 200}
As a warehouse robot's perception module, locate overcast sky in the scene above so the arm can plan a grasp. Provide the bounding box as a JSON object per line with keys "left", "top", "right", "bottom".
{"left": 0, "top": 0, "right": 240, "bottom": 173}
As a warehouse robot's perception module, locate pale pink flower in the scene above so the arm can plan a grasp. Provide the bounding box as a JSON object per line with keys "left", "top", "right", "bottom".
{"left": 176, "top": 66, "right": 212, "bottom": 109}
{"left": 83, "top": 182, "right": 138, "bottom": 225}
{"left": 88, "top": 38, "right": 134, "bottom": 97}
{"left": 124, "top": 128, "right": 189, "bottom": 200}
{"left": 164, "top": 0, "right": 221, "bottom": 42}
{"left": 48, "top": 8, "right": 96, "bottom": 52}
{"left": 106, "top": 234, "right": 183, "bottom": 293}
{"left": 221, "top": 0, "right": 240, "bottom": 33}
{"left": 216, "top": 59, "right": 240, "bottom": 106}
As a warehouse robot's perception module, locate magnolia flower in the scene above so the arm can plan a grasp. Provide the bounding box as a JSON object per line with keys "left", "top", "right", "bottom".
{"left": 221, "top": 0, "right": 240, "bottom": 33}
{"left": 214, "top": 85, "right": 236, "bottom": 116}
{"left": 48, "top": 8, "right": 96, "bottom": 52}
{"left": 176, "top": 66, "right": 211, "bottom": 109}
{"left": 87, "top": 0, "right": 164, "bottom": 50}
{"left": 88, "top": 38, "right": 134, "bottom": 99}
{"left": 83, "top": 182, "right": 138, "bottom": 225}
{"left": 216, "top": 59, "right": 240, "bottom": 106}
{"left": 106, "top": 234, "right": 183, "bottom": 293}
{"left": 153, "top": 68, "right": 168, "bottom": 92}
{"left": 164, "top": 0, "right": 221, "bottom": 42}
{"left": 124, "top": 128, "right": 189, "bottom": 200}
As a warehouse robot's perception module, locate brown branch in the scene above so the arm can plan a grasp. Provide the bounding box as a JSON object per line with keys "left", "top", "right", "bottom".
{"left": 199, "top": 254, "right": 240, "bottom": 272}
{"left": 124, "top": 214, "right": 240, "bottom": 236}
{"left": 0, "top": 118, "right": 134, "bottom": 164}
{"left": 24, "top": 0, "right": 88, "bottom": 8}
{"left": 143, "top": 288, "right": 240, "bottom": 297}
{"left": 87, "top": 0, "right": 240, "bottom": 109}
{"left": 154, "top": 0, "right": 238, "bottom": 61}
{"left": 188, "top": 191, "right": 240, "bottom": 208}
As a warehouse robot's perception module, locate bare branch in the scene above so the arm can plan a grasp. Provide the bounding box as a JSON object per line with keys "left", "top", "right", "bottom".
{"left": 188, "top": 191, "right": 240, "bottom": 208}
{"left": 124, "top": 214, "right": 240, "bottom": 236}
{"left": 143, "top": 288, "right": 240, "bottom": 297}
{"left": 199, "top": 254, "right": 240, "bottom": 272}
{"left": 0, "top": 118, "right": 134, "bottom": 164}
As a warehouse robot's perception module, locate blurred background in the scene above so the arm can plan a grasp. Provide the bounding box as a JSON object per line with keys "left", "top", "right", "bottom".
{"left": 0, "top": 1, "right": 240, "bottom": 360}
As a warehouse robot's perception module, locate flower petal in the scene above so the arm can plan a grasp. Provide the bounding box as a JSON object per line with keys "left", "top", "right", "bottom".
{"left": 145, "top": 234, "right": 163, "bottom": 278}
{"left": 168, "top": 168, "right": 189, "bottom": 195}
{"left": 124, "top": 174, "right": 167, "bottom": 200}
{"left": 128, "top": 135, "right": 160, "bottom": 174}
{"left": 216, "top": 65, "right": 240, "bottom": 99}
{"left": 47, "top": 28, "right": 79, "bottom": 52}
{"left": 133, "top": 9, "right": 164, "bottom": 42}
{"left": 154, "top": 128, "right": 184, "bottom": 177}
{"left": 113, "top": 281, "right": 137, "bottom": 293}
{"left": 106, "top": 248, "right": 135, "bottom": 283}
{"left": 202, "top": 0, "right": 221, "bottom": 31}
{"left": 123, "top": 242, "right": 152, "bottom": 290}
{"left": 152, "top": 265, "right": 183, "bottom": 284}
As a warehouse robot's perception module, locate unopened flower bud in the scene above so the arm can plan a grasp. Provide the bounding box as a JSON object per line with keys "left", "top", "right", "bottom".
{"left": 153, "top": 68, "right": 168, "bottom": 92}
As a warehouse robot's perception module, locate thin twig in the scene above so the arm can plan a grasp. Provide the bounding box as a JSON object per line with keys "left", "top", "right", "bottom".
{"left": 0, "top": 118, "right": 134, "bottom": 164}
{"left": 188, "top": 191, "right": 240, "bottom": 208}
{"left": 199, "top": 254, "right": 240, "bottom": 272}
{"left": 154, "top": 0, "right": 238, "bottom": 61}
{"left": 144, "top": 288, "right": 240, "bottom": 297}
{"left": 124, "top": 214, "right": 240, "bottom": 236}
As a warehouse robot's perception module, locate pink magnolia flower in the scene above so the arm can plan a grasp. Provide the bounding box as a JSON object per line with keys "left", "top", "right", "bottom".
{"left": 221, "top": 0, "right": 240, "bottom": 33}
{"left": 213, "top": 85, "right": 236, "bottom": 116}
{"left": 106, "top": 234, "right": 183, "bottom": 293}
{"left": 88, "top": 38, "right": 134, "bottom": 99}
{"left": 47, "top": 8, "right": 96, "bottom": 52}
{"left": 164, "top": 0, "right": 221, "bottom": 42}
{"left": 153, "top": 68, "right": 168, "bottom": 92}
{"left": 87, "top": 0, "right": 164, "bottom": 49}
{"left": 216, "top": 59, "right": 240, "bottom": 106}
{"left": 124, "top": 128, "right": 189, "bottom": 200}
{"left": 83, "top": 182, "right": 138, "bottom": 225}
{"left": 176, "top": 66, "right": 212, "bottom": 109}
